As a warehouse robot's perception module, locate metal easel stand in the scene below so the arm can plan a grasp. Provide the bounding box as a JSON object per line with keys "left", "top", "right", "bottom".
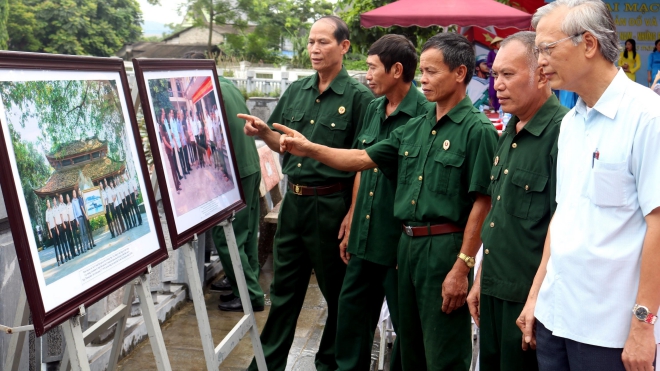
{"left": 180, "top": 214, "right": 267, "bottom": 371}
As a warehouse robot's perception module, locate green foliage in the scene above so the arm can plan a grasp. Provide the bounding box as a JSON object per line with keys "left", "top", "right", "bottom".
{"left": 343, "top": 52, "right": 368, "bottom": 71}
{"left": 147, "top": 79, "right": 174, "bottom": 121}
{"left": 89, "top": 215, "right": 107, "bottom": 231}
{"left": 0, "top": 0, "right": 8, "bottom": 49}
{"left": 6, "top": 0, "right": 143, "bottom": 56}
{"left": 337, "top": 0, "right": 448, "bottom": 55}
{"left": 222, "top": 70, "right": 235, "bottom": 77}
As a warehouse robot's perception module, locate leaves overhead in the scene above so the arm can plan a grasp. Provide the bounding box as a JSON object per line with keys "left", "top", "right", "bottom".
{"left": 5, "top": 0, "right": 143, "bottom": 56}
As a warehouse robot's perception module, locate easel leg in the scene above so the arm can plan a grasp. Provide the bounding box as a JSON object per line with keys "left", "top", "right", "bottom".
{"left": 107, "top": 283, "right": 136, "bottom": 371}
{"left": 61, "top": 316, "right": 91, "bottom": 371}
{"left": 182, "top": 236, "right": 219, "bottom": 371}
{"left": 222, "top": 221, "right": 267, "bottom": 371}
{"left": 135, "top": 273, "right": 173, "bottom": 371}
{"left": 3, "top": 285, "right": 29, "bottom": 371}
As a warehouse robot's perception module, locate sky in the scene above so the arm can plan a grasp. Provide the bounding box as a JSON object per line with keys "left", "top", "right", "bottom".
{"left": 138, "top": 0, "right": 188, "bottom": 36}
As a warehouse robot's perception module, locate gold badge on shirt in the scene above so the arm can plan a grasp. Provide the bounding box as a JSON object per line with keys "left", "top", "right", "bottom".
{"left": 494, "top": 156, "right": 499, "bottom": 165}
{"left": 338, "top": 106, "right": 346, "bottom": 115}
{"left": 443, "top": 140, "right": 450, "bottom": 150}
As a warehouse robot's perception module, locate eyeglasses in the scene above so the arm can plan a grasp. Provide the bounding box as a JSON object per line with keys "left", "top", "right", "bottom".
{"left": 533, "top": 32, "right": 585, "bottom": 58}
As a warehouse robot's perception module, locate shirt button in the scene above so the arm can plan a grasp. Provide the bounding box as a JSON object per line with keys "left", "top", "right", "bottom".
{"left": 490, "top": 222, "right": 495, "bottom": 228}
{"left": 315, "top": 99, "right": 320, "bottom": 103}
{"left": 525, "top": 185, "right": 529, "bottom": 191}
{"left": 369, "top": 191, "right": 374, "bottom": 196}
{"left": 504, "top": 169, "right": 509, "bottom": 175}
{"left": 418, "top": 176, "right": 423, "bottom": 181}
{"left": 404, "top": 151, "right": 409, "bottom": 156}
{"left": 297, "top": 163, "right": 301, "bottom": 168}
{"left": 411, "top": 200, "right": 416, "bottom": 205}
{"left": 331, "top": 123, "right": 336, "bottom": 128}
{"left": 362, "top": 139, "right": 366, "bottom": 143}
{"left": 310, "top": 120, "right": 314, "bottom": 124}
{"left": 485, "top": 249, "right": 490, "bottom": 255}
{"left": 512, "top": 143, "right": 517, "bottom": 148}
{"left": 374, "top": 168, "right": 378, "bottom": 173}
{"left": 490, "top": 175, "right": 494, "bottom": 180}
{"left": 431, "top": 130, "right": 437, "bottom": 135}
{"left": 366, "top": 215, "right": 370, "bottom": 220}
{"left": 497, "top": 195, "right": 500, "bottom": 201}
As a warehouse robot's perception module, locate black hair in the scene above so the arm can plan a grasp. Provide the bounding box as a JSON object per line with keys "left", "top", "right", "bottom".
{"left": 422, "top": 33, "right": 475, "bottom": 85}
{"left": 368, "top": 34, "right": 417, "bottom": 83}
{"left": 623, "top": 38, "right": 637, "bottom": 59}
{"left": 183, "top": 51, "right": 207, "bottom": 59}
{"left": 317, "top": 15, "right": 350, "bottom": 44}
{"left": 655, "top": 39, "right": 660, "bottom": 52}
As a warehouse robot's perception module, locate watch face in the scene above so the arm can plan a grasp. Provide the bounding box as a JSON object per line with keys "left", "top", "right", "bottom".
{"left": 467, "top": 257, "right": 475, "bottom": 268}
{"left": 635, "top": 306, "right": 649, "bottom": 320}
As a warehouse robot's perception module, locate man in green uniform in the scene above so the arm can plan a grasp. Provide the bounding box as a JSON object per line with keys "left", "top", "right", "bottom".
{"left": 334, "top": 34, "right": 433, "bottom": 371}
{"left": 277, "top": 33, "right": 498, "bottom": 371}
{"left": 185, "top": 51, "right": 265, "bottom": 312}
{"left": 238, "top": 16, "right": 373, "bottom": 371}
{"left": 466, "top": 32, "right": 568, "bottom": 371}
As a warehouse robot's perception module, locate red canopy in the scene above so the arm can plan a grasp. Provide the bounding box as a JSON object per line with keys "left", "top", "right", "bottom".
{"left": 360, "top": 0, "right": 532, "bottom": 30}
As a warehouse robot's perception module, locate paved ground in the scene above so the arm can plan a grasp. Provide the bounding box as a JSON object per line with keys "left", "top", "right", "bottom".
{"left": 38, "top": 214, "right": 149, "bottom": 284}
{"left": 117, "top": 256, "right": 392, "bottom": 371}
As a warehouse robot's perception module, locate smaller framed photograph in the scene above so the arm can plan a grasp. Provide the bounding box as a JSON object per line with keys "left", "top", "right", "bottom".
{"left": 132, "top": 58, "right": 245, "bottom": 248}
{"left": 0, "top": 51, "right": 169, "bottom": 336}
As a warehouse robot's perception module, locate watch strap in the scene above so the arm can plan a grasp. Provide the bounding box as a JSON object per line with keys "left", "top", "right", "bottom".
{"left": 646, "top": 312, "right": 658, "bottom": 325}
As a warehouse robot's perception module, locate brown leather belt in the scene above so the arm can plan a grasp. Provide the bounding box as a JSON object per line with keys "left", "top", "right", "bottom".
{"left": 402, "top": 223, "right": 464, "bottom": 237}
{"left": 288, "top": 181, "right": 347, "bottom": 196}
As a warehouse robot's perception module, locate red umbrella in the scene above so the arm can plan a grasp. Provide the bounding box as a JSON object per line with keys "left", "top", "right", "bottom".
{"left": 360, "top": 0, "right": 533, "bottom": 29}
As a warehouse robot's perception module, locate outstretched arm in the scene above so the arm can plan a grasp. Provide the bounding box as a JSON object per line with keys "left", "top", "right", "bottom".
{"left": 238, "top": 114, "right": 284, "bottom": 153}
{"left": 275, "top": 123, "right": 377, "bottom": 172}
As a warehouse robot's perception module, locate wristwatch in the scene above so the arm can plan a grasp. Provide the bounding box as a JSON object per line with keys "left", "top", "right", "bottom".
{"left": 457, "top": 253, "right": 475, "bottom": 268}
{"left": 632, "top": 304, "right": 658, "bottom": 325}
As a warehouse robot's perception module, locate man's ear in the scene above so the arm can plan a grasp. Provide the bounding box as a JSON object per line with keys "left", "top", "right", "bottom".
{"left": 583, "top": 32, "right": 599, "bottom": 59}
{"left": 536, "top": 66, "right": 549, "bottom": 89}
{"left": 340, "top": 39, "right": 351, "bottom": 56}
{"left": 455, "top": 65, "right": 468, "bottom": 84}
{"left": 392, "top": 62, "right": 404, "bottom": 79}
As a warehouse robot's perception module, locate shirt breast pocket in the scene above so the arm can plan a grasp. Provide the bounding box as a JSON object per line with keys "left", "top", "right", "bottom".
{"left": 430, "top": 150, "right": 465, "bottom": 194}
{"left": 588, "top": 161, "right": 631, "bottom": 207}
{"left": 398, "top": 145, "right": 421, "bottom": 184}
{"left": 313, "top": 116, "right": 350, "bottom": 148}
{"left": 504, "top": 168, "right": 549, "bottom": 220}
{"left": 359, "top": 135, "right": 376, "bottom": 149}
{"left": 284, "top": 109, "right": 305, "bottom": 128}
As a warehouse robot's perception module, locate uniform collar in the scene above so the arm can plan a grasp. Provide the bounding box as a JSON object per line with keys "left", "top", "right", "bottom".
{"left": 506, "top": 94, "right": 561, "bottom": 137}
{"left": 427, "top": 95, "right": 473, "bottom": 127}
{"left": 375, "top": 84, "right": 424, "bottom": 119}
{"left": 574, "top": 69, "right": 628, "bottom": 120}
{"left": 302, "top": 66, "right": 349, "bottom": 95}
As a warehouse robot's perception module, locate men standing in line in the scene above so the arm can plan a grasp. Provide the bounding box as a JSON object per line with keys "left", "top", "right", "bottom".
{"left": 100, "top": 182, "right": 116, "bottom": 238}
{"left": 66, "top": 193, "right": 83, "bottom": 253}
{"left": 104, "top": 179, "right": 122, "bottom": 235}
{"left": 46, "top": 198, "right": 64, "bottom": 266}
{"left": 466, "top": 31, "right": 568, "bottom": 371}
{"left": 518, "top": 1, "right": 660, "bottom": 370}
{"left": 168, "top": 109, "right": 186, "bottom": 179}
{"left": 278, "top": 33, "right": 497, "bottom": 370}
{"left": 58, "top": 194, "right": 77, "bottom": 258}
{"left": 127, "top": 173, "right": 142, "bottom": 226}
{"left": 120, "top": 175, "right": 135, "bottom": 229}
{"left": 110, "top": 180, "right": 126, "bottom": 232}
{"left": 159, "top": 120, "right": 183, "bottom": 192}
{"left": 72, "top": 189, "right": 90, "bottom": 253}
{"left": 53, "top": 196, "right": 73, "bottom": 261}
{"left": 177, "top": 109, "right": 192, "bottom": 174}
{"left": 239, "top": 16, "right": 373, "bottom": 371}
{"left": 332, "top": 34, "right": 433, "bottom": 371}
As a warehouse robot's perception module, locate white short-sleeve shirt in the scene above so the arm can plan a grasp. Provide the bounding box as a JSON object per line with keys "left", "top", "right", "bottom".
{"left": 46, "top": 208, "right": 55, "bottom": 229}
{"left": 54, "top": 203, "right": 65, "bottom": 225}
{"left": 67, "top": 202, "right": 75, "bottom": 221}
{"left": 535, "top": 69, "right": 660, "bottom": 347}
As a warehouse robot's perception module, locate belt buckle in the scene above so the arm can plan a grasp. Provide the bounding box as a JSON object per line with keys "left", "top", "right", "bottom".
{"left": 293, "top": 184, "right": 303, "bottom": 195}
{"left": 404, "top": 225, "right": 413, "bottom": 236}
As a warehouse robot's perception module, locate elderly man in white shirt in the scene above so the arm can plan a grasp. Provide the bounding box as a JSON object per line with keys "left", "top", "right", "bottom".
{"left": 518, "top": 1, "right": 660, "bottom": 370}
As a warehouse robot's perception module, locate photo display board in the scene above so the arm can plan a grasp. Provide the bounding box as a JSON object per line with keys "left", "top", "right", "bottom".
{"left": 0, "top": 52, "right": 168, "bottom": 336}
{"left": 132, "top": 59, "right": 245, "bottom": 248}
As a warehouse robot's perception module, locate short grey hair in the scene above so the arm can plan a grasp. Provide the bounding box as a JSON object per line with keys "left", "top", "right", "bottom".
{"left": 532, "top": 0, "right": 619, "bottom": 63}
{"left": 500, "top": 31, "right": 538, "bottom": 71}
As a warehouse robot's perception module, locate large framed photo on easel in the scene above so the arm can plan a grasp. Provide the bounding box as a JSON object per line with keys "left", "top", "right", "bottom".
{"left": 0, "top": 51, "right": 169, "bottom": 336}
{"left": 132, "top": 59, "right": 245, "bottom": 248}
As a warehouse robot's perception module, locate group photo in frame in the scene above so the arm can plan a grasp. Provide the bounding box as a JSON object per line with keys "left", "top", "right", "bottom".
{"left": 0, "top": 51, "right": 168, "bottom": 335}
{"left": 133, "top": 58, "right": 245, "bottom": 248}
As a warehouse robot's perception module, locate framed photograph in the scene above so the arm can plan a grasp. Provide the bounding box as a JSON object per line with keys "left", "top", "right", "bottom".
{"left": 132, "top": 58, "right": 245, "bottom": 248}
{"left": 0, "top": 51, "right": 168, "bottom": 336}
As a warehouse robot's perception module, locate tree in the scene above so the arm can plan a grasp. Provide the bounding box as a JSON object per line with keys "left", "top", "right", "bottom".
{"left": 6, "top": 0, "right": 145, "bottom": 56}
{"left": 0, "top": 0, "right": 8, "bottom": 49}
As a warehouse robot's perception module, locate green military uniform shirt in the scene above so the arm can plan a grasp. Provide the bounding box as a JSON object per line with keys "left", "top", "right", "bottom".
{"left": 350, "top": 86, "right": 434, "bottom": 266}
{"left": 480, "top": 95, "right": 568, "bottom": 303}
{"left": 218, "top": 75, "right": 260, "bottom": 179}
{"left": 268, "top": 67, "right": 373, "bottom": 185}
{"left": 366, "top": 96, "right": 498, "bottom": 226}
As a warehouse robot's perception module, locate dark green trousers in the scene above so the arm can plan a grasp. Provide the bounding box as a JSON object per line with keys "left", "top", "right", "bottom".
{"left": 211, "top": 172, "right": 264, "bottom": 306}
{"left": 335, "top": 256, "right": 402, "bottom": 371}
{"left": 248, "top": 188, "right": 350, "bottom": 371}
{"left": 479, "top": 294, "right": 538, "bottom": 371}
{"left": 397, "top": 233, "right": 472, "bottom": 371}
